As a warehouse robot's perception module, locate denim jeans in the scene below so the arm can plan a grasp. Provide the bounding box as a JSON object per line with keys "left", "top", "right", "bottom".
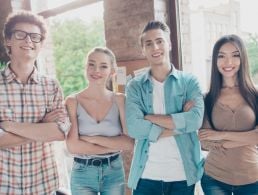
{"left": 70, "top": 155, "right": 125, "bottom": 195}
{"left": 133, "top": 178, "right": 195, "bottom": 195}
{"left": 201, "top": 172, "right": 258, "bottom": 195}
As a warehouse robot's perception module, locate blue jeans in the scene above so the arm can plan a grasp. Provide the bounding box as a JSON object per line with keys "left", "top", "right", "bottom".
{"left": 201, "top": 172, "right": 258, "bottom": 195}
{"left": 133, "top": 178, "right": 195, "bottom": 195}
{"left": 70, "top": 155, "right": 125, "bottom": 195}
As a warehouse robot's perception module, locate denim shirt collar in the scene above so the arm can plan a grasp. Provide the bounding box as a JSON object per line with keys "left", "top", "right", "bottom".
{"left": 142, "top": 64, "right": 179, "bottom": 83}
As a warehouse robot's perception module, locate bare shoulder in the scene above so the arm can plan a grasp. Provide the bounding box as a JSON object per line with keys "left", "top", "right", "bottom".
{"left": 65, "top": 94, "right": 77, "bottom": 106}
{"left": 114, "top": 92, "right": 125, "bottom": 104}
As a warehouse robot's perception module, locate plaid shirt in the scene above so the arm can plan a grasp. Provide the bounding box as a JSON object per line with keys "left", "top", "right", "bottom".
{"left": 0, "top": 65, "right": 70, "bottom": 195}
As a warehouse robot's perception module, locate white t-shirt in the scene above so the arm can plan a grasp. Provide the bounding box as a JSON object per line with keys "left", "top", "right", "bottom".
{"left": 141, "top": 77, "right": 186, "bottom": 181}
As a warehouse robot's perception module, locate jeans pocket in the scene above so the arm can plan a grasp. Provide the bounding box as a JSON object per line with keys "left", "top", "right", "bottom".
{"left": 72, "top": 161, "right": 85, "bottom": 171}
{"left": 110, "top": 156, "right": 123, "bottom": 170}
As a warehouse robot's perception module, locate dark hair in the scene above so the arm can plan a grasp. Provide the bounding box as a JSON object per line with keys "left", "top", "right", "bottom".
{"left": 3, "top": 10, "right": 47, "bottom": 55}
{"left": 139, "top": 20, "right": 170, "bottom": 47}
{"left": 205, "top": 34, "right": 258, "bottom": 128}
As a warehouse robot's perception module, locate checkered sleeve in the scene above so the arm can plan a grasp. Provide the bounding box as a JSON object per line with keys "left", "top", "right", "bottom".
{"left": 50, "top": 79, "right": 71, "bottom": 135}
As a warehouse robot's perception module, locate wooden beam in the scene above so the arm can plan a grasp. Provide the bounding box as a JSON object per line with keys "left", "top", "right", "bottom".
{"left": 38, "top": 0, "right": 102, "bottom": 18}
{"left": 168, "top": 0, "right": 182, "bottom": 70}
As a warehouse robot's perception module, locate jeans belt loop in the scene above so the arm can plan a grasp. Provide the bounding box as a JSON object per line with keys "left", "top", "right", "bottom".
{"left": 107, "top": 157, "right": 111, "bottom": 166}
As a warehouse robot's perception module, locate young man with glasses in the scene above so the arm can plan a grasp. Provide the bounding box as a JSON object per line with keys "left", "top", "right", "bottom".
{"left": 0, "top": 11, "right": 70, "bottom": 194}
{"left": 126, "top": 20, "right": 204, "bottom": 195}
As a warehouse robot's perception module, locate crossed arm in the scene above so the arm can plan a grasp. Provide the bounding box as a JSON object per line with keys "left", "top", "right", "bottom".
{"left": 126, "top": 76, "right": 204, "bottom": 141}
{"left": 0, "top": 109, "right": 66, "bottom": 149}
{"left": 144, "top": 101, "right": 195, "bottom": 138}
{"left": 65, "top": 95, "right": 133, "bottom": 156}
{"left": 0, "top": 83, "right": 69, "bottom": 148}
{"left": 199, "top": 127, "right": 258, "bottom": 149}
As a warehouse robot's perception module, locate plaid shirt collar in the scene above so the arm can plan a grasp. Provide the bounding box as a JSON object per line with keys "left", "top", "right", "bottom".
{"left": 3, "top": 62, "right": 39, "bottom": 84}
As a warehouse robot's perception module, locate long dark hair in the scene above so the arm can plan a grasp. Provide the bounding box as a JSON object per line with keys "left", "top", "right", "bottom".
{"left": 205, "top": 34, "right": 258, "bottom": 128}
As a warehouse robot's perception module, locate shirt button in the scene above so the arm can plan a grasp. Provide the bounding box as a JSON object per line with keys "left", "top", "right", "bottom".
{"left": 145, "top": 150, "right": 147, "bottom": 153}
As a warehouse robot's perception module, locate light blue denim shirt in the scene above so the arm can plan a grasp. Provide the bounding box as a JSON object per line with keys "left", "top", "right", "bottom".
{"left": 125, "top": 66, "right": 204, "bottom": 190}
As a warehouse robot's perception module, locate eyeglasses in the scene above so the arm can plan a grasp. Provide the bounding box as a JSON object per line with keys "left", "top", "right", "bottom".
{"left": 11, "top": 30, "right": 44, "bottom": 43}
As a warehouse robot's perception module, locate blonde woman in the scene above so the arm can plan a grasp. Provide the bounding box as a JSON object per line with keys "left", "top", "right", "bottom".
{"left": 65, "top": 47, "right": 134, "bottom": 195}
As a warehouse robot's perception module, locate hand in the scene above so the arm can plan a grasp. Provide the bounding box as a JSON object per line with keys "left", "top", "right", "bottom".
{"left": 212, "top": 141, "right": 227, "bottom": 153}
{"left": 144, "top": 115, "right": 154, "bottom": 122}
{"left": 159, "top": 129, "right": 173, "bottom": 138}
{"left": 183, "top": 100, "right": 195, "bottom": 112}
{"left": 201, "top": 140, "right": 227, "bottom": 153}
{"left": 199, "top": 129, "right": 226, "bottom": 141}
{"left": 0, "top": 121, "right": 12, "bottom": 132}
{"left": 41, "top": 109, "right": 65, "bottom": 123}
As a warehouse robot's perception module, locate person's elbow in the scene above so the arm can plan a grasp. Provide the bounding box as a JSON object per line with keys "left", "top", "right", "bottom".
{"left": 65, "top": 138, "right": 77, "bottom": 154}
{"left": 127, "top": 127, "right": 143, "bottom": 140}
{"left": 122, "top": 136, "right": 135, "bottom": 151}
{"left": 126, "top": 120, "right": 137, "bottom": 138}
{"left": 189, "top": 106, "right": 204, "bottom": 129}
{"left": 187, "top": 115, "right": 203, "bottom": 132}
{"left": 180, "top": 111, "right": 203, "bottom": 133}
{"left": 127, "top": 127, "right": 136, "bottom": 139}
{"left": 46, "top": 130, "right": 65, "bottom": 142}
{"left": 127, "top": 139, "right": 135, "bottom": 151}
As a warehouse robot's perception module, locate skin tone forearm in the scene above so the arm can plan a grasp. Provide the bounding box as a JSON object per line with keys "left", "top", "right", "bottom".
{"left": 200, "top": 140, "right": 226, "bottom": 151}
{"left": 0, "top": 109, "right": 66, "bottom": 148}
{"left": 0, "top": 131, "right": 32, "bottom": 148}
{"left": 144, "top": 115, "right": 175, "bottom": 130}
{"left": 66, "top": 94, "right": 134, "bottom": 155}
{"left": 158, "top": 129, "right": 177, "bottom": 138}
{"left": 65, "top": 96, "right": 119, "bottom": 155}
{"left": 199, "top": 128, "right": 258, "bottom": 148}
{"left": 223, "top": 129, "right": 258, "bottom": 145}
{"left": 222, "top": 140, "right": 251, "bottom": 148}
{"left": 144, "top": 100, "right": 195, "bottom": 138}
{"left": 1, "top": 121, "right": 64, "bottom": 142}
{"left": 80, "top": 134, "right": 134, "bottom": 151}
{"left": 66, "top": 137, "right": 119, "bottom": 155}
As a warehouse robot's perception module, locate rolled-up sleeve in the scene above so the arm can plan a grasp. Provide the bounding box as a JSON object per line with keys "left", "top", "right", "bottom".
{"left": 126, "top": 80, "right": 163, "bottom": 142}
{"left": 171, "top": 75, "right": 204, "bottom": 134}
{"left": 51, "top": 81, "right": 71, "bottom": 135}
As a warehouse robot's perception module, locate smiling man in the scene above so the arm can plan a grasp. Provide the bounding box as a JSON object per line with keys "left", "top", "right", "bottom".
{"left": 0, "top": 11, "right": 70, "bottom": 194}
{"left": 125, "top": 20, "right": 204, "bottom": 195}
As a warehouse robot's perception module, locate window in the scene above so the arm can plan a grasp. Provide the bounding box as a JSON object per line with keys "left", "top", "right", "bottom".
{"left": 179, "top": 0, "right": 258, "bottom": 92}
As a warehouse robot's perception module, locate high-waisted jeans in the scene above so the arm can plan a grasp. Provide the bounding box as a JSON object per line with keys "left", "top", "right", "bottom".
{"left": 133, "top": 178, "right": 195, "bottom": 195}
{"left": 70, "top": 155, "right": 125, "bottom": 195}
{"left": 201, "top": 172, "right": 258, "bottom": 195}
